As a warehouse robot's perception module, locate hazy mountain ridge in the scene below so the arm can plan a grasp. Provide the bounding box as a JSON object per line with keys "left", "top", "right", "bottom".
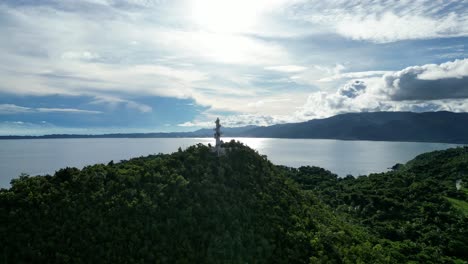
{"left": 2, "top": 112, "right": 468, "bottom": 143}
{"left": 243, "top": 111, "right": 468, "bottom": 143}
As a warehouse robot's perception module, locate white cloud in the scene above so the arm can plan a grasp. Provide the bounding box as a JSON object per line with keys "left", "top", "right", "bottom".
{"left": 247, "top": 98, "right": 292, "bottom": 108}
{"left": 295, "top": 59, "right": 468, "bottom": 120}
{"left": 335, "top": 12, "right": 467, "bottom": 43}
{"left": 61, "top": 51, "right": 100, "bottom": 61}
{"left": 0, "top": 104, "right": 31, "bottom": 114}
{"left": 287, "top": 64, "right": 349, "bottom": 89}
{"left": 0, "top": 3, "right": 291, "bottom": 115}
{"left": 125, "top": 101, "right": 152, "bottom": 113}
{"left": 288, "top": 0, "right": 468, "bottom": 42}
{"left": 382, "top": 59, "right": 468, "bottom": 100}
{"left": 417, "top": 59, "right": 468, "bottom": 80}
{"left": 265, "top": 65, "right": 307, "bottom": 73}
{"left": 192, "top": 91, "right": 309, "bottom": 116}
{"left": 90, "top": 96, "right": 152, "bottom": 113}
{"left": 0, "top": 104, "right": 102, "bottom": 114}
{"left": 1, "top": 0, "right": 467, "bottom": 133}
{"left": 338, "top": 80, "right": 367, "bottom": 98}
{"left": 178, "top": 113, "right": 294, "bottom": 128}
{"left": 318, "top": 71, "right": 391, "bottom": 82}
{"left": 36, "top": 108, "right": 102, "bottom": 114}
{"left": 0, "top": 120, "right": 159, "bottom": 136}
{"left": 152, "top": 30, "right": 289, "bottom": 65}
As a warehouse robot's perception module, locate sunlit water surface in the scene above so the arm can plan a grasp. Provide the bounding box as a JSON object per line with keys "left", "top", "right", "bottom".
{"left": 0, "top": 138, "right": 463, "bottom": 187}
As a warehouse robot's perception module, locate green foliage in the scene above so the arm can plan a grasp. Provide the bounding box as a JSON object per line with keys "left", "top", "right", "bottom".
{"left": 285, "top": 146, "right": 468, "bottom": 263}
{"left": 0, "top": 141, "right": 387, "bottom": 263}
{"left": 446, "top": 197, "right": 468, "bottom": 216}
{"left": 2, "top": 142, "right": 467, "bottom": 263}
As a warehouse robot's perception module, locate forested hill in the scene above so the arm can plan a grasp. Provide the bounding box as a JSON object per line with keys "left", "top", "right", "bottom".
{"left": 1, "top": 142, "right": 468, "bottom": 263}
{"left": 280, "top": 146, "right": 468, "bottom": 263}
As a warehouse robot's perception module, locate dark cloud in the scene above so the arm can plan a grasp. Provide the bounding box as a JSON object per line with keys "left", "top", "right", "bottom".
{"left": 338, "top": 80, "right": 366, "bottom": 98}
{"left": 383, "top": 59, "right": 468, "bottom": 101}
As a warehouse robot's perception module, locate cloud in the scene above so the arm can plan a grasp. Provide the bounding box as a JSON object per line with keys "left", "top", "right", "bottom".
{"left": 0, "top": 2, "right": 288, "bottom": 101}
{"left": 335, "top": 12, "right": 467, "bottom": 43}
{"left": 338, "top": 80, "right": 366, "bottom": 98}
{"left": 125, "top": 101, "right": 152, "bottom": 113}
{"left": 0, "top": 121, "right": 51, "bottom": 136}
{"left": 417, "top": 59, "right": 468, "bottom": 80}
{"left": 0, "top": 0, "right": 467, "bottom": 134}
{"left": 247, "top": 98, "right": 292, "bottom": 108}
{"left": 0, "top": 104, "right": 30, "bottom": 114}
{"left": 265, "top": 65, "right": 307, "bottom": 73}
{"left": 178, "top": 113, "right": 293, "bottom": 128}
{"left": 383, "top": 59, "right": 468, "bottom": 101}
{"left": 153, "top": 30, "right": 289, "bottom": 65}
{"left": 36, "top": 108, "right": 102, "bottom": 114}
{"left": 90, "top": 96, "right": 152, "bottom": 113}
{"left": 294, "top": 59, "right": 468, "bottom": 120}
{"left": 0, "top": 104, "right": 102, "bottom": 114}
{"left": 193, "top": 91, "right": 309, "bottom": 116}
{"left": 318, "top": 71, "right": 391, "bottom": 82}
{"left": 0, "top": 120, "right": 160, "bottom": 136}
{"left": 289, "top": 0, "right": 468, "bottom": 42}
{"left": 0, "top": 1, "right": 293, "bottom": 120}
{"left": 61, "top": 51, "right": 100, "bottom": 61}
{"left": 286, "top": 64, "right": 349, "bottom": 89}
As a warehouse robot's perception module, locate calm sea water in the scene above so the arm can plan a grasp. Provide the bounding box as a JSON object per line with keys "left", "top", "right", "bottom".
{"left": 0, "top": 138, "right": 463, "bottom": 187}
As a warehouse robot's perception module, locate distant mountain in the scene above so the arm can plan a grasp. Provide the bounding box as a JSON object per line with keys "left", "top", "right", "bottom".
{"left": 0, "top": 125, "right": 259, "bottom": 139}
{"left": 1, "top": 112, "right": 467, "bottom": 143}
{"left": 242, "top": 111, "right": 468, "bottom": 143}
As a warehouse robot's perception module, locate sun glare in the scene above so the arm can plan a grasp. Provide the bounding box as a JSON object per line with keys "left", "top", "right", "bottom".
{"left": 189, "top": 0, "right": 261, "bottom": 33}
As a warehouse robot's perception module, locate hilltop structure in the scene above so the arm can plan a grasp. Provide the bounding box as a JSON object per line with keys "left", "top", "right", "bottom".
{"left": 212, "top": 118, "right": 225, "bottom": 156}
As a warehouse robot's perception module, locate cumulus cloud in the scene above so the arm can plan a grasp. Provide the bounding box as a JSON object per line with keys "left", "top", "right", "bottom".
{"left": 383, "top": 59, "right": 468, "bottom": 101}
{"left": 295, "top": 59, "right": 468, "bottom": 120}
{"left": 417, "top": 59, "right": 468, "bottom": 80}
{"left": 179, "top": 59, "right": 468, "bottom": 127}
{"left": 338, "top": 80, "right": 367, "bottom": 98}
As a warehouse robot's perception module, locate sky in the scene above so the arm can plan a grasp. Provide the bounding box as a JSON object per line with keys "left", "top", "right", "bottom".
{"left": 0, "top": 0, "right": 467, "bottom": 135}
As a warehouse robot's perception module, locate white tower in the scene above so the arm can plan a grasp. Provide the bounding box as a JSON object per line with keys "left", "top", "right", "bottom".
{"left": 214, "top": 118, "right": 222, "bottom": 156}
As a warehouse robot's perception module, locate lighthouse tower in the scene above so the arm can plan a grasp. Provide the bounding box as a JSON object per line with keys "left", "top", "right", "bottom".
{"left": 213, "top": 118, "right": 223, "bottom": 156}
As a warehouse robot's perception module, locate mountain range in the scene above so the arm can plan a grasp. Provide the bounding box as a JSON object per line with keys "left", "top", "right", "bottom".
{"left": 2, "top": 111, "right": 468, "bottom": 144}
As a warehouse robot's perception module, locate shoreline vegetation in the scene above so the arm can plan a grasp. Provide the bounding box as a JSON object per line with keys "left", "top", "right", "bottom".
{"left": 1, "top": 141, "right": 467, "bottom": 263}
